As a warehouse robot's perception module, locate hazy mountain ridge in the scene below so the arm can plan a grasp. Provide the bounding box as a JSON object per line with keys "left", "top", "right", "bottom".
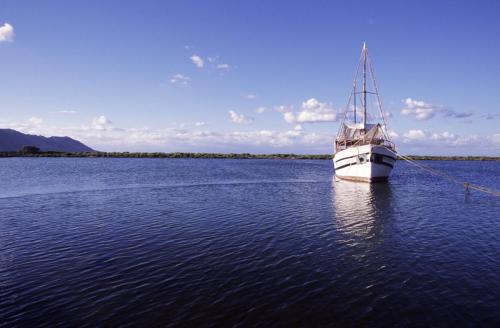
{"left": 0, "top": 129, "right": 94, "bottom": 152}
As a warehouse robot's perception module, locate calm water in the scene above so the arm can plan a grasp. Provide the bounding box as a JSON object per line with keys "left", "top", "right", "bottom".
{"left": 0, "top": 158, "right": 499, "bottom": 326}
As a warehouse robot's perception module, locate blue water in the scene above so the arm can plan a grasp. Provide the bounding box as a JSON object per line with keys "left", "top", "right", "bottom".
{"left": 0, "top": 158, "right": 499, "bottom": 326}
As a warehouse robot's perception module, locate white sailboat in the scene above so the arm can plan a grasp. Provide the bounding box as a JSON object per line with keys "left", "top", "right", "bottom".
{"left": 334, "top": 43, "right": 396, "bottom": 182}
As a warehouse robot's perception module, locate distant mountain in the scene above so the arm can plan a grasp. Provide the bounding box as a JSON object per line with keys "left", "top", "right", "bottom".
{"left": 0, "top": 129, "right": 94, "bottom": 152}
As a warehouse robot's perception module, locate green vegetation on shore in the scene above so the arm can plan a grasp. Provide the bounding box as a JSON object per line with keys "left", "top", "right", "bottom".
{"left": 0, "top": 150, "right": 498, "bottom": 161}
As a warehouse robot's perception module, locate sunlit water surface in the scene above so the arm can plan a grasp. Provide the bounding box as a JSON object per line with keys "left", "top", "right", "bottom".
{"left": 0, "top": 158, "right": 499, "bottom": 326}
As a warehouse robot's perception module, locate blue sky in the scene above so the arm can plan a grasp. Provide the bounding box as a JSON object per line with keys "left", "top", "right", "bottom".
{"left": 0, "top": 0, "right": 499, "bottom": 155}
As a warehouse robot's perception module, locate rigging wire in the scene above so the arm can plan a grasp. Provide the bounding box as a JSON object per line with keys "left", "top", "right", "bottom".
{"left": 339, "top": 45, "right": 390, "bottom": 141}
{"left": 338, "top": 47, "right": 364, "bottom": 138}
{"left": 387, "top": 149, "right": 500, "bottom": 197}
{"left": 368, "top": 55, "right": 391, "bottom": 141}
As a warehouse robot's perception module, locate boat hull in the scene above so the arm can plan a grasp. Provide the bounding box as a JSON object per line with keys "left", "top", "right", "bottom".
{"left": 333, "top": 144, "right": 396, "bottom": 182}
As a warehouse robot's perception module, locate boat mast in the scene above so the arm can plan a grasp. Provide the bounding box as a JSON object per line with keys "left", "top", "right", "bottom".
{"left": 353, "top": 85, "right": 356, "bottom": 123}
{"left": 362, "top": 42, "right": 367, "bottom": 129}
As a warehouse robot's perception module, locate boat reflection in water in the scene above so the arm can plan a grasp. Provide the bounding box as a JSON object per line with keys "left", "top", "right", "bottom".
{"left": 332, "top": 178, "right": 393, "bottom": 240}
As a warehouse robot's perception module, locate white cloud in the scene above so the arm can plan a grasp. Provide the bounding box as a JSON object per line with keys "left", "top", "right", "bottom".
{"left": 2, "top": 117, "right": 496, "bottom": 154}
{"left": 204, "top": 56, "right": 232, "bottom": 70}
{"left": 57, "top": 110, "right": 78, "bottom": 114}
{"left": 92, "top": 115, "right": 112, "bottom": 130}
{"left": 28, "top": 116, "right": 43, "bottom": 126}
{"left": 491, "top": 133, "right": 500, "bottom": 144}
{"left": 400, "top": 129, "right": 488, "bottom": 148}
{"left": 450, "top": 134, "right": 480, "bottom": 146}
{"left": 298, "top": 98, "right": 337, "bottom": 123}
{"left": 444, "top": 110, "right": 473, "bottom": 119}
{"left": 0, "top": 23, "right": 14, "bottom": 43}
{"left": 401, "top": 98, "right": 472, "bottom": 121}
{"left": 431, "top": 131, "right": 456, "bottom": 141}
{"left": 255, "top": 106, "right": 266, "bottom": 114}
{"left": 283, "top": 112, "right": 295, "bottom": 124}
{"left": 401, "top": 98, "right": 440, "bottom": 120}
{"left": 82, "top": 126, "right": 329, "bottom": 150}
{"left": 386, "top": 130, "right": 399, "bottom": 139}
{"left": 276, "top": 105, "right": 292, "bottom": 113}
{"left": 229, "top": 110, "right": 253, "bottom": 125}
{"left": 170, "top": 73, "right": 190, "bottom": 85}
{"left": 190, "top": 55, "right": 204, "bottom": 68}
{"left": 194, "top": 122, "right": 206, "bottom": 127}
{"left": 279, "top": 98, "right": 337, "bottom": 124}
{"left": 246, "top": 94, "right": 257, "bottom": 99}
{"left": 403, "top": 129, "right": 426, "bottom": 140}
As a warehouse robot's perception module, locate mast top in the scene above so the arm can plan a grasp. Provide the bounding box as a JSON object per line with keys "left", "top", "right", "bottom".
{"left": 362, "top": 42, "right": 367, "bottom": 129}
{"left": 337, "top": 43, "right": 392, "bottom": 142}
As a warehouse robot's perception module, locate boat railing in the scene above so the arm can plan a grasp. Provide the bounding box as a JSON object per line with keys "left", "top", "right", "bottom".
{"left": 335, "top": 138, "right": 395, "bottom": 152}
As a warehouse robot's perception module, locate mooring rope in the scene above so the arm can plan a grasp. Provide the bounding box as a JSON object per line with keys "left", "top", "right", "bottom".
{"left": 387, "top": 149, "right": 500, "bottom": 197}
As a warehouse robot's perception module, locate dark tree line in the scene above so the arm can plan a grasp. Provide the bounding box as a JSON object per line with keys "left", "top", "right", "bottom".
{"left": 0, "top": 147, "right": 497, "bottom": 161}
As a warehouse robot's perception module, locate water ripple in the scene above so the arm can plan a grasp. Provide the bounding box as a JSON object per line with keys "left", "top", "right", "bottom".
{"left": 0, "top": 158, "right": 499, "bottom": 326}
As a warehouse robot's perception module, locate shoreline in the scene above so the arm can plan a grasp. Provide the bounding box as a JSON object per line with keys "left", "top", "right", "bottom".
{"left": 0, "top": 151, "right": 498, "bottom": 161}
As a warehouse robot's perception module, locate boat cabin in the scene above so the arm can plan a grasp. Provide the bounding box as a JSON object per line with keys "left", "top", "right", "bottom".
{"left": 335, "top": 123, "right": 394, "bottom": 152}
